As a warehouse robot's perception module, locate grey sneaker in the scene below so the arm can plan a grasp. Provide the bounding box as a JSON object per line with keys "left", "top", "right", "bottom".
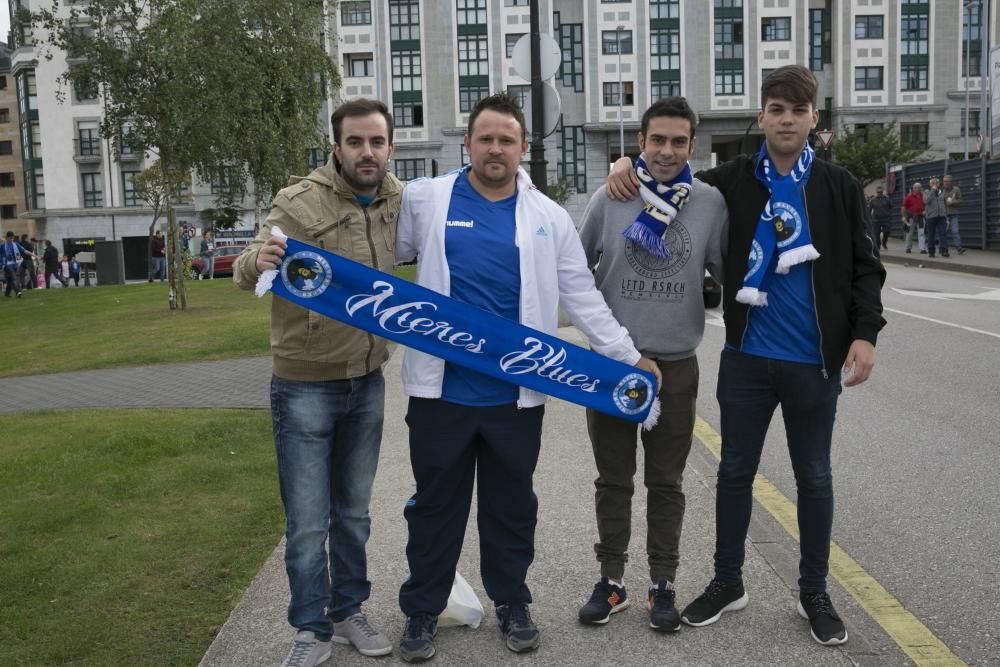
{"left": 332, "top": 612, "right": 393, "bottom": 657}
{"left": 280, "top": 631, "right": 332, "bottom": 667}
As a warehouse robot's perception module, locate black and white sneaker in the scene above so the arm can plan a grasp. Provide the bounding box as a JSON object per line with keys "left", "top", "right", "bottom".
{"left": 399, "top": 615, "right": 437, "bottom": 663}
{"left": 798, "top": 591, "right": 848, "bottom": 645}
{"left": 647, "top": 580, "right": 680, "bottom": 632}
{"left": 680, "top": 579, "right": 749, "bottom": 627}
{"left": 496, "top": 603, "right": 540, "bottom": 653}
{"left": 578, "top": 577, "right": 629, "bottom": 625}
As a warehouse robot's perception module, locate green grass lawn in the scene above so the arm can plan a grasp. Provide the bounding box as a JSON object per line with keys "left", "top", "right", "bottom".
{"left": 0, "top": 408, "right": 282, "bottom": 667}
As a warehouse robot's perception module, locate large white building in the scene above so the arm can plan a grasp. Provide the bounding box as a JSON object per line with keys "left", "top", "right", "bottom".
{"left": 6, "top": 0, "right": 998, "bottom": 272}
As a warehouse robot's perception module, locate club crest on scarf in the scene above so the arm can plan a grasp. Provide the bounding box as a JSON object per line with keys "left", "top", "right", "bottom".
{"left": 281, "top": 251, "right": 333, "bottom": 299}
{"left": 736, "top": 143, "right": 820, "bottom": 307}
{"left": 613, "top": 373, "right": 655, "bottom": 416}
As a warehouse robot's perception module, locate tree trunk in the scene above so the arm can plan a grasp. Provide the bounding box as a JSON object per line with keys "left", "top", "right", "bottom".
{"left": 166, "top": 206, "right": 178, "bottom": 309}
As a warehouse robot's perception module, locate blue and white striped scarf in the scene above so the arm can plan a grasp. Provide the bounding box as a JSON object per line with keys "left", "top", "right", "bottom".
{"left": 737, "top": 143, "right": 820, "bottom": 307}
{"left": 621, "top": 155, "right": 692, "bottom": 259}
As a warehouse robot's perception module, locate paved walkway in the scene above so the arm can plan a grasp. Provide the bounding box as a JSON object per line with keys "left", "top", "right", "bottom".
{"left": 7, "top": 247, "right": 999, "bottom": 666}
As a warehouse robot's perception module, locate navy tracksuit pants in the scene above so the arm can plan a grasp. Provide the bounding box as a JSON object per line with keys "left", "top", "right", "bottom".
{"left": 399, "top": 397, "right": 544, "bottom": 618}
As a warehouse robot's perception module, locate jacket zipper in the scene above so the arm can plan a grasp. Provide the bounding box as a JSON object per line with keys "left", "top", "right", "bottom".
{"left": 363, "top": 208, "right": 378, "bottom": 374}
{"left": 803, "top": 190, "right": 828, "bottom": 379}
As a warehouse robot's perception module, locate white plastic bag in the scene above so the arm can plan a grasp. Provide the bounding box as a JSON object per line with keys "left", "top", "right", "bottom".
{"left": 437, "top": 571, "right": 484, "bottom": 628}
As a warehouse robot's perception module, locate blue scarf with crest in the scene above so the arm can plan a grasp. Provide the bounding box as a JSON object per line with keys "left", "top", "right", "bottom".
{"left": 256, "top": 229, "right": 660, "bottom": 429}
{"left": 737, "top": 143, "right": 819, "bottom": 307}
{"left": 621, "top": 155, "right": 692, "bottom": 259}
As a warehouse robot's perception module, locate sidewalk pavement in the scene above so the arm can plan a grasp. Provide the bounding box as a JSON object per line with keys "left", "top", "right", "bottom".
{"left": 878, "top": 240, "right": 1000, "bottom": 278}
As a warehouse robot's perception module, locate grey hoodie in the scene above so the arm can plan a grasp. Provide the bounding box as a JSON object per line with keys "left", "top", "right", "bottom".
{"left": 577, "top": 179, "right": 727, "bottom": 360}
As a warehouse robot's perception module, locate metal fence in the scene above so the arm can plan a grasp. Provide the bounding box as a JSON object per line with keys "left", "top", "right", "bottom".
{"left": 889, "top": 156, "right": 1000, "bottom": 250}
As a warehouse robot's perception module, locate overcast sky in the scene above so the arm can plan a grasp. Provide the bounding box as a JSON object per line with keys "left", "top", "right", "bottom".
{"left": 2, "top": 11, "right": 9, "bottom": 43}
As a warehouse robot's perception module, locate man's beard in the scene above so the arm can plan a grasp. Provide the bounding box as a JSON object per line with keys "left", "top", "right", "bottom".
{"left": 342, "top": 160, "right": 386, "bottom": 190}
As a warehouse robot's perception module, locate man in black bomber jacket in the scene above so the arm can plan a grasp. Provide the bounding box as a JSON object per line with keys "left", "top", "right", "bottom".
{"left": 606, "top": 65, "right": 886, "bottom": 648}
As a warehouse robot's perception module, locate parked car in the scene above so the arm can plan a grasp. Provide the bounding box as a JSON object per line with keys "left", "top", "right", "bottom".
{"left": 190, "top": 244, "right": 247, "bottom": 279}
{"left": 703, "top": 272, "right": 722, "bottom": 309}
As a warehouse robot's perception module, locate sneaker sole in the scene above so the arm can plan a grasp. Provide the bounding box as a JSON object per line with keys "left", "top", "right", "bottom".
{"left": 505, "top": 635, "right": 540, "bottom": 653}
{"left": 399, "top": 646, "right": 435, "bottom": 663}
{"left": 331, "top": 635, "right": 393, "bottom": 657}
{"left": 797, "top": 601, "right": 848, "bottom": 646}
{"left": 579, "top": 600, "right": 630, "bottom": 625}
{"left": 681, "top": 591, "right": 749, "bottom": 627}
{"left": 647, "top": 600, "right": 680, "bottom": 632}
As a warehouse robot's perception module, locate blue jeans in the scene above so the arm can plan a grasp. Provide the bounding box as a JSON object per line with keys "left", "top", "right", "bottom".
{"left": 271, "top": 370, "right": 385, "bottom": 640}
{"left": 926, "top": 216, "right": 948, "bottom": 256}
{"left": 151, "top": 256, "right": 166, "bottom": 281}
{"left": 713, "top": 349, "right": 841, "bottom": 593}
{"left": 947, "top": 215, "right": 963, "bottom": 250}
{"left": 200, "top": 255, "right": 214, "bottom": 278}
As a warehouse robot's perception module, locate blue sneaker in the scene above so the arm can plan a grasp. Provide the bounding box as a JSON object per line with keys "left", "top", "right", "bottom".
{"left": 399, "top": 615, "right": 437, "bottom": 663}
{"left": 647, "top": 580, "right": 680, "bottom": 632}
{"left": 578, "top": 577, "right": 629, "bottom": 624}
{"left": 496, "top": 603, "right": 540, "bottom": 653}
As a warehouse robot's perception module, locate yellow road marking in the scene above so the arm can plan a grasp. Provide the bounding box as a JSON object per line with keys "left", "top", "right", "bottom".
{"left": 692, "top": 417, "right": 966, "bottom": 667}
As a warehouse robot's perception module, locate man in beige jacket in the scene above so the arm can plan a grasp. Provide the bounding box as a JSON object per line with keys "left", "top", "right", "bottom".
{"left": 233, "top": 99, "right": 402, "bottom": 666}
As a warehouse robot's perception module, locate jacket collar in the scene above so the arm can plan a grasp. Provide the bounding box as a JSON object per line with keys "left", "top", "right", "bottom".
{"left": 289, "top": 158, "right": 403, "bottom": 203}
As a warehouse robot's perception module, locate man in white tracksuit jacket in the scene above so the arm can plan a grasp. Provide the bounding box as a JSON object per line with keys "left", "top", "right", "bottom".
{"left": 393, "top": 92, "right": 660, "bottom": 663}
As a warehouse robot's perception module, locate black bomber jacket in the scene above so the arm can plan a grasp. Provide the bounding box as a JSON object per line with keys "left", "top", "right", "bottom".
{"left": 697, "top": 154, "right": 887, "bottom": 375}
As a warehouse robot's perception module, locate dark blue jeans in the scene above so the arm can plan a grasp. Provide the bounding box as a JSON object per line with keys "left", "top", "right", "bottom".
{"left": 271, "top": 370, "right": 385, "bottom": 640}
{"left": 399, "top": 398, "right": 544, "bottom": 618}
{"left": 926, "top": 216, "right": 948, "bottom": 256}
{"left": 713, "top": 349, "right": 841, "bottom": 593}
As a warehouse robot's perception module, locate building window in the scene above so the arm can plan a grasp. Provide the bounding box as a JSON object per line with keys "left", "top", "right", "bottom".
{"left": 899, "top": 123, "right": 929, "bottom": 149}
{"left": 961, "top": 109, "right": 980, "bottom": 137}
{"left": 394, "top": 101, "right": 423, "bottom": 128}
{"left": 458, "top": 86, "right": 489, "bottom": 113}
{"left": 81, "top": 172, "right": 103, "bottom": 208}
{"left": 0, "top": 204, "right": 15, "bottom": 218}
{"left": 503, "top": 0, "right": 528, "bottom": 5}
{"left": 506, "top": 33, "right": 524, "bottom": 58}
{"left": 558, "top": 125, "right": 586, "bottom": 194}
{"left": 650, "top": 28, "right": 680, "bottom": 71}
{"left": 651, "top": 79, "right": 681, "bottom": 100}
{"left": 761, "top": 17, "right": 791, "bottom": 41}
{"left": 809, "top": 7, "right": 831, "bottom": 70}
{"left": 0, "top": 173, "right": 14, "bottom": 187}
{"left": 0, "top": 109, "right": 8, "bottom": 123}
{"left": 558, "top": 22, "right": 584, "bottom": 92}
{"left": 0, "top": 75, "right": 6, "bottom": 90}
{"left": 389, "top": 0, "right": 420, "bottom": 41}
{"left": 963, "top": 1, "right": 983, "bottom": 77}
{"left": 391, "top": 50, "right": 422, "bottom": 92}
{"left": 340, "top": 1, "right": 371, "bottom": 26}
{"left": 211, "top": 166, "right": 240, "bottom": 195}
{"left": 457, "top": 0, "right": 486, "bottom": 25}
{"left": 602, "top": 30, "right": 633, "bottom": 55}
{"left": 76, "top": 123, "right": 101, "bottom": 157}
{"left": 0, "top": 141, "right": 12, "bottom": 155}
{"left": 650, "top": 0, "right": 680, "bottom": 20}
{"left": 122, "top": 170, "right": 141, "bottom": 206}
{"left": 307, "top": 147, "right": 328, "bottom": 169}
{"left": 854, "top": 15, "right": 884, "bottom": 40}
{"left": 457, "top": 35, "right": 488, "bottom": 77}
{"left": 602, "top": 81, "right": 634, "bottom": 106}
{"left": 854, "top": 66, "right": 883, "bottom": 90}
{"left": 73, "top": 69, "right": 98, "bottom": 103}
{"left": 853, "top": 123, "right": 883, "bottom": 143}
{"left": 345, "top": 53, "right": 373, "bottom": 78}
{"left": 507, "top": 85, "right": 529, "bottom": 110}
{"left": 901, "top": 3, "right": 929, "bottom": 90}
{"left": 395, "top": 158, "right": 425, "bottom": 181}
{"left": 714, "top": 0, "right": 744, "bottom": 96}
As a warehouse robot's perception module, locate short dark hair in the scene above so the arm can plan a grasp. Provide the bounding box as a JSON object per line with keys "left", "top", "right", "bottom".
{"left": 45, "top": 240, "right": 52, "bottom": 247}
{"left": 641, "top": 96, "right": 698, "bottom": 138}
{"left": 5, "top": 231, "right": 14, "bottom": 239}
{"left": 760, "top": 65, "right": 818, "bottom": 108}
{"left": 467, "top": 91, "right": 527, "bottom": 140}
{"left": 331, "top": 98, "right": 394, "bottom": 146}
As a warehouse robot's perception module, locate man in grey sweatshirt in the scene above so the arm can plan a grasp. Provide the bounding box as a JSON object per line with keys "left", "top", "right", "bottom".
{"left": 575, "top": 97, "right": 727, "bottom": 633}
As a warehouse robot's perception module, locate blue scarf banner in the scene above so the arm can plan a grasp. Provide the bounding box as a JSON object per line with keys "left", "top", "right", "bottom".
{"left": 738, "top": 143, "right": 819, "bottom": 307}
{"left": 257, "top": 231, "right": 660, "bottom": 428}
{"left": 621, "top": 157, "right": 692, "bottom": 260}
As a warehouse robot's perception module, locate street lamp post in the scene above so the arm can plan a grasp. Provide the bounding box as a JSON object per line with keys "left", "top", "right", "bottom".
{"left": 617, "top": 25, "right": 624, "bottom": 159}
{"left": 964, "top": 0, "right": 979, "bottom": 160}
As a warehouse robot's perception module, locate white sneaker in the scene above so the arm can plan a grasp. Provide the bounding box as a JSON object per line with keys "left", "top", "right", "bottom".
{"left": 280, "top": 631, "right": 331, "bottom": 667}
{"left": 332, "top": 612, "right": 393, "bottom": 656}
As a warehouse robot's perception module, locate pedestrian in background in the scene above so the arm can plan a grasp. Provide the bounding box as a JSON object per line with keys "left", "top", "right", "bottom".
{"left": 923, "top": 177, "right": 948, "bottom": 258}
{"left": 942, "top": 175, "right": 965, "bottom": 255}
{"left": 68, "top": 254, "right": 81, "bottom": 287}
{"left": 17, "top": 234, "right": 37, "bottom": 290}
{"left": 42, "top": 240, "right": 69, "bottom": 288}
{"left": 902, "top": 182, "right": 926, "bottom": 254}
{"left": 868, "top": 185, "right": 893, "bottom": 250}
{"left": 3, "top": 231, "right": 30, "bottom": 297}
{"left": 199, "top": 230, "right": 216, "bottom": 279}
{"left": 149, "top": 229, "right": 166, "bottom": 282}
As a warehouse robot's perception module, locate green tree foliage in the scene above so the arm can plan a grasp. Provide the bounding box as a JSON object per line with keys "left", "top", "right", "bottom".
{"left": 829, "top": 122, "right": 926, "bottom": 187}
{"left": 32, "top": 0, "right": 336, "bottom": 309}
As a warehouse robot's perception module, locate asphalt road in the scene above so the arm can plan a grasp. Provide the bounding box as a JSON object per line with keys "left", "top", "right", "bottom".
{"left": 715, "top": 263, "right": 1000, "bottom": 666}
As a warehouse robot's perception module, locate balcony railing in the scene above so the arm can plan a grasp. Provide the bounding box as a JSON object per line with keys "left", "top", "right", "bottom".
{"left": 73, "top": 137, "right": 102, "bottom": 163}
